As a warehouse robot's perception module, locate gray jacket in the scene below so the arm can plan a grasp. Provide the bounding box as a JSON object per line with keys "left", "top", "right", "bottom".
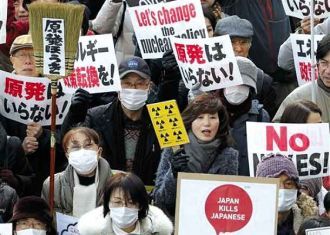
{"left": 153, "top": 146, "right": 238, "bottom": 217}
{"left": 41, "top": 157, "right": 112, "bottom": 215}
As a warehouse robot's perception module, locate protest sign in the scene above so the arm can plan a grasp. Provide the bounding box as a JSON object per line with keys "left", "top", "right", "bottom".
{"left": 0, "top": 70, "right": 71, "bottom": 126}
{"left": 147, "top": 100, "right": 189, "bottom": 148}
{"left": 175, "top": 173, "right": 279, "bottom": 235}
{"left": 127, "top": 0, "right": 207, "bottom": 59}
{"left": 291, "top": 34, "right": 324, "bottom": 86}
{"left": 306, "top": 227, "right": 330, "bottom": 235}
{"left": 56, "top": 212, "right": 80, "bottom": 235}
{"left": 126, "top": 0, "right": 172, "bottom": 7}
{"left": 282, "top": 0, "right": 330, "bottom": 19}
{"left": 0, "top": 224, "right": 12, "bottom": 235}
{"left": 61, "top": 34, "right": 121, "bottom": 94}
{"left": 0, "top": 0, "right": 7, "bottom": 44}
{"left": 247, "top": 122, "right": 330, "bottom": 179}
{"left": 43, "top": 18, "right": 66, "bottom": 76}
{"left": 172, "top": 35, "right": 243, "bottom": 92}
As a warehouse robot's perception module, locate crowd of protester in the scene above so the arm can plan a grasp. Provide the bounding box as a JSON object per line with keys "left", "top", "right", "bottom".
{"left": 1, "top": 0, "right": 330, "bottom": 234}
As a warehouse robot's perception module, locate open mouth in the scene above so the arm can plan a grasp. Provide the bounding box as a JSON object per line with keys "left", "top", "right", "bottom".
{"left": 202, "top": 130, "right": 211, "bottom": 135}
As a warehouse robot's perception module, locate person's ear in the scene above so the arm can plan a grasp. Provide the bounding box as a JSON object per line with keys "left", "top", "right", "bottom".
{"left": 97, "top": 147, "right": 103, "bottom": 158}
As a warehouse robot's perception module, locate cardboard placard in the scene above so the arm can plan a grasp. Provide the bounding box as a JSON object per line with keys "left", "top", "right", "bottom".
{"left": 282, "top": 0, "right": 330, "bottom": 19}
{"left": 0, "top": 0, "right": 7, "bottom": 44}
{"left": 176, "top": 173, "right": 279, "bottom": 235}
{"left": 172, "top": 35, "right": 243, "bottom": 92}
{"left": 147, "top": 100, "right": 189, "bottom": 148}
{"left": 0, "top": 70, "right": 71, "bottom": 126}
{"left": 61, "top": 34, "right": 121, "bottom": 94}
{"left": 247, "top": 122, "right": 330, "bottom": 179}
{"left": 291, "top": 33, "right": 324, "bottom": 86}
{"left": 127, "top": 0, "right": 207, "bottom": 59}
{"left": 56, "top": 212, "right": 80, "bottom": 235}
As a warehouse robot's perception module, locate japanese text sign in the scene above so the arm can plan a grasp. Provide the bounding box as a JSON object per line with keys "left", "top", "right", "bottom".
{"left": 172, "top": 35, "right": 243, "bottom": 92}
{"left": 56, "top": 212, "right": 80, "bottom": 235}
{"left": 127, "top": 0, "right": 207, "bottom": 59}
{"left": 0, "top": 224, "right": 12, "bottom": 235}
{"left": 306, "top": 227, "right": 330, "bottom": 235}
{"left": 0, "top": 71, "right": 71, "bottom": 126}
{"left": 175, "top": 173, "right": 279, "bottom": 235}
{"left": 247, "top": 122, "right": 330, "bottom": 179}
{"left": 282, "top": 0, "right": 330, "bottom": 19}
{"left": 0, "top": 0, "right": 7, "bottom": 44}
{"left": 291, "top": 34, "right": 324, "bottom": 86}
{"left": 147, "top": 100, "right": 189, "bottom": 148}
{"left": 43, "top": 18, "right": 65, "bottom": 76}
{"left": 61, "top": 34, "right": 121, "bottom": 94}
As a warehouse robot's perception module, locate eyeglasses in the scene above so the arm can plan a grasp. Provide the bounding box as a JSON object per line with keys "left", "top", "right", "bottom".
{"left": 318, "top": 59, "right": 330, "bottom": 69}
{"left": 16, "top": 219, "right": 47, "bottom": 230}
{"left": 67, "top": 142, "right": 97, "bottom": 152}
{"left": 121, "top": 80, "right": 150, "bottom": 89}
{"left": 12, "top": 53, "right": 35, "bottom": 60}
{"left": 109, "top": 200, "right": 136, "bottom": 208}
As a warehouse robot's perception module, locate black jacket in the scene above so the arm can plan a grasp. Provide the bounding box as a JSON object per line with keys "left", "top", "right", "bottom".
{"left": 61, "top": 99, "right": 161, "bottom": 185}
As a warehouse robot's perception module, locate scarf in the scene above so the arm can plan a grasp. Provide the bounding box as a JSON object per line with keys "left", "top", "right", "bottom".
{"left": 184, "top": 131, "right": 221, "bottom": 173}
{"left": 318, "top": 78, "right": 330, "bottom": 93}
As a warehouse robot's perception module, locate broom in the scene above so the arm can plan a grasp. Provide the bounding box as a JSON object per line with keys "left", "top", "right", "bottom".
{"left": 28, "top": 2, "right": 84, "bottom": 212}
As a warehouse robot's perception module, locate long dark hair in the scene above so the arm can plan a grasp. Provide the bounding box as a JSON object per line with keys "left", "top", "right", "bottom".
{"left": 280, "top": 100, "right": 322, "bottom": 123}
{"left": 182, "top": 93, "right": 230, "bottom": 149}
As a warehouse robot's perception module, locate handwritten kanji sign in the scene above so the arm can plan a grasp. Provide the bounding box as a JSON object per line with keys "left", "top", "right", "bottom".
{"left": 176, "top": 173, "right": 279, "bottom": 235}
{"left": 306, "top": 227, "right": 330, "bottom": 235}
{"left": 56, "top": 212, "right": 80, "bottom": 235}
{"left": 127, "top": 0, "right": 207, "bottom": 59}
{"left": 0, "top": 71, "right": 71, "bottom": 125}
{"left": 0, "top": 0, "right": 7, "bottom": 44}
{"left": 247, "top": 122, "right": 330, "bottom": 179}
{"left": 172, "top": 35, "right": 243, "bottom": 92}
{"left": 43, "top": 18, "right": 65, "bottom": 76}
{"left": 147, "top": 100, "right": 189, "bottom": 148}
{"left": 291, "top": 34, "right": 324, "bottom": 86}
{"left": 61, "top": 34, "right": 121, "bottom": 94}
{"left": 282, "top": 0, "right": 330, "bottom": 19}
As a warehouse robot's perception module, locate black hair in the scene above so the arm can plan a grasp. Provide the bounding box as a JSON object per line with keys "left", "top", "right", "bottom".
{"left": 280, "top": 100, "right": 322, "bottom": 123}
{"left": 202, "top": 6, "right": 216, "bottom": 30}
{"left": 316, "top": 34, "right": 330, "bottom": 61}
{"left": 324, "top": 191, "right": 330, "bottom": 213}
{"left": 297, "top": 216, "right": 330, "bottom": 235}
{"left": 103, "top": 173, "right": 149, "bottom": 220}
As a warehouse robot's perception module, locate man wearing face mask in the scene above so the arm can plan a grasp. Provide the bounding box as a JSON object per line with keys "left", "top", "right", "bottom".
{"left": 256, "top": 154, "right": 318, "bottom": 235}
{"left": 220, "top": 56, "right": 269, "bottom": 176}
{"left": 61, "top": 56, "right": 161, "bottom": 186}
{"left": 10, "top": 196, "right": 56, "bottom": 235}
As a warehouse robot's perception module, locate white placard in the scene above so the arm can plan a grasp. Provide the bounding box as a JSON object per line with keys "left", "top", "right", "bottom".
{"left": 171, "top": 35, "right": 243, "bottom": 92}
{"left": 306, "top": 227, "right": 330, "bottom": 235}
{"left": 56, "top": 212, "right": 80, "bottom": 235}
{"left": 61, "top": 34, "right": 121, "bottom": 94}
{"left": 43, "top": 18, "right": 65, "bottom": 76}
{"left": 291, "top": 34, "right": 324, "bottom": 86}
{"left": 0, "top": 0, "right": 7, "bottom": 44}
{"left": 247, "top": 122, "right": 330, "bottom": 179}
{"left": 0, "top": 223, "right": 12, "bottom": 235}
{"left": 127, "top": 0, "right": 207, "bottom": 59}
{"left": 0, "top": 70, "right": 71, "bottom": 126}
{"left": 176, "top": 173, "right": 278, "bottom": 235}
{"left": 282, "top": 0, "right": 330, "bottom": 19}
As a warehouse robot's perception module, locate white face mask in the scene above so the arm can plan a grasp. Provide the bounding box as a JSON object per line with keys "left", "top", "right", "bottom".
{"left": 16, "top": 229, "right": 46, "bottom": 235}
{"left": 224, "top": 85, "right": 250, "bottom": 105}
{"left": 110, "top": 207, "right": 139, "bottom": 229}
{"left": 119, "top": 88, "right": 148, "bottom": 111}
{"left": 278, "top": 189, "right": 297, "bottom": 212}
{"left": 68, "top": 149, "right": 98, "bottom": 175}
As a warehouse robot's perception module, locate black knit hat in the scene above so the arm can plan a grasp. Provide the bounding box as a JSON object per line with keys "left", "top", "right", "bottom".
{"left": 10, "top": 196, "right": 53, "bottom": 225}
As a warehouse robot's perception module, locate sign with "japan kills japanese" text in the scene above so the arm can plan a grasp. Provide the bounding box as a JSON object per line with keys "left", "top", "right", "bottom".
{"left": 172, "top": 35, "right": 243, "bottom": 92}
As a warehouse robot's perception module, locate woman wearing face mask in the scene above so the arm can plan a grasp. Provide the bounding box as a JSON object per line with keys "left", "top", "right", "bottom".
{"left": 10, "top": 196, "right": 56, "bottom": 235}
{"left": 256, "top": 153, "right": 318, "bottom": 235}
{"left": 77, "top": 172, "right": 173, "bottom": 235}
{"left": 42, "top": 127, "right": 112, "bottom": 217}
{"left": 153, "top": 93, "right": 238, "bottom": 218}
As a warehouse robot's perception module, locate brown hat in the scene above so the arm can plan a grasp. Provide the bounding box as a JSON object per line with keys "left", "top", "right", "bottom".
{"left": 10, "top": 196, "right": 53, "bottom": 225}
{"left": 10, "top": 34, "right": 33, "bottom": 55}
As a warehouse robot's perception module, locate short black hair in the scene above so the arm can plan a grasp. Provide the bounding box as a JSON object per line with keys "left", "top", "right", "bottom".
{"left": 297, "top": 216, "right": 330, "bottom": 235}
{"left": 202, "top": 6, "right": 216, "bottom": 30}
{"left": 316, "top": 34, "right": 330, "bottom": 61}
{"left": 324, "top": 191, "right": 330, "bottom": 212}
{"left": 103, "top": 173, "right": 149, "bottom": 220}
